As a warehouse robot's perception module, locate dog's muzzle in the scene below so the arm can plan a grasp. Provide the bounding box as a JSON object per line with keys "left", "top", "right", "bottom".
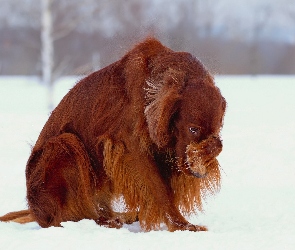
{"left": 178, "top": 136, "right": 222, "bottom": 178}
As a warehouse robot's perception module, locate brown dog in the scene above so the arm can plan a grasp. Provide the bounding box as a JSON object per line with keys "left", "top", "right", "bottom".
{"left": 0, "top": 38, "right": 226, "bottom": 231}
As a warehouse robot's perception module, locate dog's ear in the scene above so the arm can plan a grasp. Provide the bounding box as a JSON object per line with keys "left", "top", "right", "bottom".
{"left": 144, "top": 69, "right": 184, "bottom": 148}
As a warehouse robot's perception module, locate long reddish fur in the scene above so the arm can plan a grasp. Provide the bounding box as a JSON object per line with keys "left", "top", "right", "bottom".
{"left": 0, "top": 38, "right": 225, "bottom": 231}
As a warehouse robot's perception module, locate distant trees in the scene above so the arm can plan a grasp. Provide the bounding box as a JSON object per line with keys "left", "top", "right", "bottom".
{"left": 1, "top": 0, "right": 295, "bottom": 107}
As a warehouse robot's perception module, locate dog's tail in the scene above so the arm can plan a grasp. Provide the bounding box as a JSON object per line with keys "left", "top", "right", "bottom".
{"left": 0, "top": 209, "right": 35, "bottom": 224}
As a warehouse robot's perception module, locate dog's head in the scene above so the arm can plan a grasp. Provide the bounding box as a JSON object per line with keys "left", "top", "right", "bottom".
{"left": 144, "top": 50, "right": 226, "bottom": 178}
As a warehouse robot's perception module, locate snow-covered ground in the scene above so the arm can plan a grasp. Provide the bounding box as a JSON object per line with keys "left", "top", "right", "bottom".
{"left": 0, "top": 75, "right": 294, "bottom": 249}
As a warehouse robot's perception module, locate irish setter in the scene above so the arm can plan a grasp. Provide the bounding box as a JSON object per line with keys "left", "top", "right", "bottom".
{"left": 0, "top": 38, "right": 226, "bottom": 231}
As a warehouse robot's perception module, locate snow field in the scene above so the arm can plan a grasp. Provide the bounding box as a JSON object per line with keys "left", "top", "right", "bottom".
{"left": 0, "top": 75, "right": 294, "bottom": 249}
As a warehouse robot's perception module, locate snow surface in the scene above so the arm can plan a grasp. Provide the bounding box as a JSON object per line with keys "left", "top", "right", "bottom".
{"left": 0, "top": 75, "right": 294, "bottom": 249}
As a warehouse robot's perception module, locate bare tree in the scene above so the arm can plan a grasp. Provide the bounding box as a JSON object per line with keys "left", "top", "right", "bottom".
{"left": 40, "top": 0, "right": 110, "bottom": 110}
{"left": 41, "top": 0, "right": 54, "bottom": 110}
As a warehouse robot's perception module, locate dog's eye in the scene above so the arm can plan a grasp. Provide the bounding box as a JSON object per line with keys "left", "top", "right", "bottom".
{"left": 189, "top": 127, "right": 200, "bottom": 135}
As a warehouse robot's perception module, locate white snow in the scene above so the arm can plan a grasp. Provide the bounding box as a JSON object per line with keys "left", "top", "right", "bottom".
{"left": 0, "top": 75, "right": 295, "bottom": 249}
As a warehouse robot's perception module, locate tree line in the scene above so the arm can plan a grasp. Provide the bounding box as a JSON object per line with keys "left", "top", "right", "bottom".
{"left": 1, "top": 0, "right": 295, "bottom": 78}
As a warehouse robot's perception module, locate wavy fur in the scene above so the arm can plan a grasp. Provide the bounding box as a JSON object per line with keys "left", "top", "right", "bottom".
{"left": 0, "top": 38, "right": 226, "bottom": 232}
